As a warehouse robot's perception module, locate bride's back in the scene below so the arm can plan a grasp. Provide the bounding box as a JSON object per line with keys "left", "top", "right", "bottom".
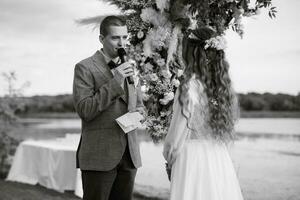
{"left": 181, "top": 76, "right": 214, "bottom": 141}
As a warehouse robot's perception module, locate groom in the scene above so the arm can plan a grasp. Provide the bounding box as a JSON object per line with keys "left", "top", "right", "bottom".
{"left": 73, "top": 15, "right": 144, "bottom": 200}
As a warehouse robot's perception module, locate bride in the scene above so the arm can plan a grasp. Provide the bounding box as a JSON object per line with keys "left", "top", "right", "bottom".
{"left": 163, "top": 27, "right": 244, "bottom": 200}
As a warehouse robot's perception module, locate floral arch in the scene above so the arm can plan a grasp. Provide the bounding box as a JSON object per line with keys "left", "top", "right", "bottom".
{"left": 93, "top": 0, "right": 276, "bottom": 142}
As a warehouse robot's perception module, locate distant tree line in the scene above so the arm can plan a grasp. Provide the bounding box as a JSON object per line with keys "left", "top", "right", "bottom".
{"left": 239, "top": 92, "right": 300, "bottom": 111}
{"left": 2, "top": 92, "right": 300, "bottom": 115}
{"left": 14, "top": 94, "right": 75, "bottom": 114}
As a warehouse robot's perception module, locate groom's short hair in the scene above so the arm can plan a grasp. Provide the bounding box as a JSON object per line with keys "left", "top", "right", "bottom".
{"left": 100, "top": 16, "right": 126, "bottom": 37}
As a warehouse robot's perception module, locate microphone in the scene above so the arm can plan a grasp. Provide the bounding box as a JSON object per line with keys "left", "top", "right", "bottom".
{"left": 117, "top": 48, "right": 134, "bottom": 84}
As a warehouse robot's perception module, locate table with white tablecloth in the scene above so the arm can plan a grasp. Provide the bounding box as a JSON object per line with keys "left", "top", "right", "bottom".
{"left": 6, "top": 134, "right": 83, "bottom": 196}
{"left": 6, "top": 133, "right": 171, "bottom": 199}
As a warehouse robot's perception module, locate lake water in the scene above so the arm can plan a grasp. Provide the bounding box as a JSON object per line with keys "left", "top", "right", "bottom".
{"left": 236, "top": 118, "right": 300, "bottom": 135}
{"left": 20, "top": 118, "right": 300, "bottom": 136}
{"left": 16, "top": 117, "right": 300, "bottom": 199}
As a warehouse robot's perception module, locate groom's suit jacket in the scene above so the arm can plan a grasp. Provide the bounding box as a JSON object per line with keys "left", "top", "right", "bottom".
{"left": 73, "top": 50, "right": 143, "bottom": 171}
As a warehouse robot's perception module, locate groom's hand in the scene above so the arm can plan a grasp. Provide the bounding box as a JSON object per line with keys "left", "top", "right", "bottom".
{"left": 113, "top": 62, "right": 134, "bottom": 85}
{"left": 132, "top": 107, "right": 147, "bottom": 119}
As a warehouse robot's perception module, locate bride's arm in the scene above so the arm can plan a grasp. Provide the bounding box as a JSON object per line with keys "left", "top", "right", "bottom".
{"left": 163, "top": 91, "right": 189, "bottom": 165}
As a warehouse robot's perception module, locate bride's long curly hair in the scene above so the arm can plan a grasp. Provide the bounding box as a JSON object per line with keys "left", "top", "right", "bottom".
{"left": 178, "top": 27, "right": 239, "bottom": 142}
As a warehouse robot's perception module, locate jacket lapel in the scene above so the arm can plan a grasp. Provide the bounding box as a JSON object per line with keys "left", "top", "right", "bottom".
{"left": 92, "top": 51, "right": 112, "bottom": 80}
{"left": 92, "top": 51, "right": 135, "bottom": 106}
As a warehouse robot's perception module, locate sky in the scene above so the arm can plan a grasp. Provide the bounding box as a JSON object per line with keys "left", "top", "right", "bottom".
{"left": 0, "top": 0, "right": 299, "bottom": 96}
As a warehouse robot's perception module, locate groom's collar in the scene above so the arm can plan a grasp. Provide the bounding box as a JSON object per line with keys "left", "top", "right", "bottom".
{"left": 99, "top": 49, "right": 120, "bottom": 64}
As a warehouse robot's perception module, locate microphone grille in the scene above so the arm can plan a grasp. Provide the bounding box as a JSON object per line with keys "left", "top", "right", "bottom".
{"left": 117, "top": 48, "right": 126, "bottom": 56}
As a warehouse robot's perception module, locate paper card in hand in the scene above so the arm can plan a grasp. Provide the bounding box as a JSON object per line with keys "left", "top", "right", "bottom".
{"left": 116, "top": 112, "right": 144, "bottom": 133}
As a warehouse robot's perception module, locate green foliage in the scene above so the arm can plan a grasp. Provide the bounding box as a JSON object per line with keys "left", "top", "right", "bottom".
{"left": 185, "top": 0, "right": 277, "bottom": 35}
{"left": 14, "top": 94, "right": 75, "bottom": 114}
{"left": 0, "top": 98, "right": 21, "bottom": 179}
{"left": 239, "top": 93, "right": 300, "bottom": 111}
{"left": 0, "top": 71, "right": 27, "bottom": 178}
{"left": 0, "top": 130, "right": 19, "bottom": 179}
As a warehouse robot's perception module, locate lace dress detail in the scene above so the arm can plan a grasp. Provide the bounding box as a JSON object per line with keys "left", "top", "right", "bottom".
{"left": 177, "top": 75, "right": 218, "bottom": 142}
{"left": 184, "top": 77, "right": 213, "bottom": 140}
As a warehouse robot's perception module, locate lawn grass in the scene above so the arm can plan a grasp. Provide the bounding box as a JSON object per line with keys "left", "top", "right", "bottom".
{"left": 0, "top": 179, "right": 80, "bottom": 200}
{"left": 0, "top": 179, "right": 163, "bottom": 200}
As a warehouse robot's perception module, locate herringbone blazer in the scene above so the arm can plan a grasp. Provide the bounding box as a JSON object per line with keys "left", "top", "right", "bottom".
{"left": 73, "top": 50, "right": 143, "bottom": 171}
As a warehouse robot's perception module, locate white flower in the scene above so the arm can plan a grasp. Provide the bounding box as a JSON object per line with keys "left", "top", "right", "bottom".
{"left": 137, "top": 30, "right": 144, "bottom": 39}
{"left": 143, "top": 94, "right": 150, "bottom": 101}
{"left": 143, "top": 36, "right": 153, "bottom": 57}
{"left": 152, "top": 52, "right": 162, "bottom": 61}
{"left": 134, "top": 54, "right": 142, "bottom": 61}
{"left": 186, "top": 10, "right": 198, "bottom": 30}
{"left": 188, "top": 32, "right": 198, "bottom": 39}
{"left": 128, "top": 45, "right": 135, "bottom": 54}
{"left": 160, "top": 111, "right": 167, "bottom": 117}
{"left": 149, "top": 73, "right": 159, "bottom": 82}
{"left": 188, "top": 18, "right": 198, "bottom": 30}
{"left": 144, "top": 63, "right": 154, "bottom": 72}
{"left": 143, "top": 27, "right": 172, "bottom": 56}
{"left": 238, "top": 8, "right": 244, "bottom": 15}
{"left": 153, "top": 27, "right": 172, "bottom": 48}
{"left": 140, "top": 8, "right": 170, "bottom": 27}
{"left": 153, "top": 124, "right": 163, "bottom": 131}
{"left": 156, "top": 0, "right": 170, "bottom": 11}
{"left": 210, "top": 99, "right": 218, "bottom": 106}
{"left": 166, "top": 92, "right": 175, "bottom": 101}
{"left": 140, "top": 85, "right": 148, "bottom": 92}
{"left": 172, "top": 79, "right": 180, "bottom": 87}
{"left": 161, "top": 69, "right": 172, "bottom": 79}
{"left": 205, "top": 36, "right": 227, "bottom": 50}
{"left": 135, "top": 44, "right": 143, "bottom": 52}
{"left": 177, "top": 69, "right": 184, "bottom": 77}
{"left": 156, "top": 59, "right": 165, "bottom": 67}
{"left": 159, "top": 99, "right": 168, "bottom": 105}
{"left": 140, "top": 8, "right": 157, "bottom": 24}
{"left": 166, "top": 25, "right": 181, "bottom": 66}
{"left": 159, "top": 92, "right": 175, "bottom": 105}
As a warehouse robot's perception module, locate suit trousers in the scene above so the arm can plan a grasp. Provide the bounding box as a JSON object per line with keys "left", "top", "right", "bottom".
{"left": 81, "top": 144, "right": 137, "bottom": 200}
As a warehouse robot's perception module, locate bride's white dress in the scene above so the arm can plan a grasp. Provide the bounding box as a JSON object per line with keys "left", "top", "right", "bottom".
{"left": 163, "top": 77, "right": 244, "bottom": 200}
